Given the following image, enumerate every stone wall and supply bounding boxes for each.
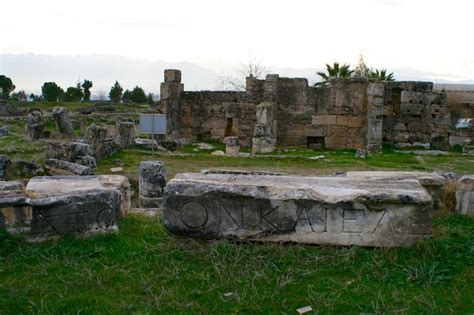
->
[160,70,455,152]
[382,82,452,149]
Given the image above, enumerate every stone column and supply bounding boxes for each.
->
[456,175,474,217]
[160,70,184,140]
[139,161,166,208]
[117,122,136,148]
[25,111,44,140]
[52,107,74,136]
[252,74,278,154]
[224,136,240,156]
[86,124,107,160]
[366,83,385,154]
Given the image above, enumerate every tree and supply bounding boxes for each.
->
[64,85,84,102]
[368,69,395,82]
[0,75,15,100]
[219,58,268,91]
[109,81,123,103]
[315,62,354,87]
[82,80,93,101]
[122,89,132,101]
[130,86,147,103]
[147,93,155,106]
[354,54,370,78]
[42,82,63,102]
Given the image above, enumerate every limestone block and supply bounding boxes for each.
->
[224,137,240,156]
[305,125,327,137]
[252,137,276,154]
[25,111,44,140]
[455,175,474,216]
[367,84,384,97]
[0,125,9,137]
[164,69,182,83]
[163,173,433,247]
[139,161,166,208]
[52,107,74,136]
[0,181,31,235]
[98,175,132,216]
[86,124,108,159]
[45,159,94,176]
[46,141,93,162]
[312,115,337,126]
[117,122,136,148]
[345,171,446,210]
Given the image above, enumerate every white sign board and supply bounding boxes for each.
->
[140,114,166,134]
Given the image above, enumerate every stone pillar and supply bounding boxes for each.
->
[86,124,108,160]
[224,136,240,156]
[160,70,183,140]
[52,107,74,136]
[366,83,385,154]
[456,175,474,217]
[252,74,278,154]
[139,161,166,208]
[25,111,44,140]
[117,122,136,148]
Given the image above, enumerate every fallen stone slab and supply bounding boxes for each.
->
[164,173,433,247]
[345,171,446,210]
[45,159,94,176]
[456,175,474,216]
[27,175,131,218]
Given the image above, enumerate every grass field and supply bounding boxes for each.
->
[1,214,473,314]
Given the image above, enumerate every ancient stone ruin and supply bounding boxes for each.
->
[0,175,131,242]
[139,161,166,208]
[25,110,44,140]
[456,175,474,216]
[159,69,472,153]
[163,172,433,247]
[52,106,74,136]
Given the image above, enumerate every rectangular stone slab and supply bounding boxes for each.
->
[163,173,433,247]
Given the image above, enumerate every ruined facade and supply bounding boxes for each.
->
[160,69,467,152]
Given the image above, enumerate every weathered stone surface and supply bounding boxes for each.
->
[163,173,433,247]
[0,181,31,235]
[139,161,166,208]
[46,141,93,162]
[52,107,74,136]
[45,159,94,175]
[455,175,474,216]
[86,124,108,159]
[355,149,367,159]
[25,111,44,140]
[224,136,240,156]
[0,125,9,137]
[0,155,11,181]
[75,155,97,169]
[27,176,130,218]
[345,171,446,210]
[117,122,136,147]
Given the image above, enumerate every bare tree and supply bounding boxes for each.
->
[219,58,268,91]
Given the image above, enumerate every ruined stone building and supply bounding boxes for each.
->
[160,69,473,153]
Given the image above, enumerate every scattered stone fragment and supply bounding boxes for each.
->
[193,142,215,151]
[52,107,74,136]
[46,141,93,162]
[25,111,44,140]
[139,161,166,208]
[45,159,94,176]
[163,172,433,247]
[224,136,240,156]
[355,148,367,159]
[9,160,44,178]
[309,155,325,160]
[211,150,225,156]
[75,155,97,169]
[110,167,123,173]
[455,175,474,216]
[296,306,313,314]
[86,124,108,159]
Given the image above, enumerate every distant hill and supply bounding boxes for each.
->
[1,53,472,98]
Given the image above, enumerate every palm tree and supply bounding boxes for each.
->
[368,69,395,83]
[315,62,354,87]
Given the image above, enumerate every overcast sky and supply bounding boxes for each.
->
[1,0,473,81]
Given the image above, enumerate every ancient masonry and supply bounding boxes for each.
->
[160,70,469,152]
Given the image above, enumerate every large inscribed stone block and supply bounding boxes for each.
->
[163,173,433,247]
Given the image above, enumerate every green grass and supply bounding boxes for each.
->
[0,214,473,313]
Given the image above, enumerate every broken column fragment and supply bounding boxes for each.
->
[224,136,240,156]
[52,106,74,136]
[117,121,136,148]
[456,175,474,217]
[163,173,433,247]
[25,111,44,140]
[139,161,166,208]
